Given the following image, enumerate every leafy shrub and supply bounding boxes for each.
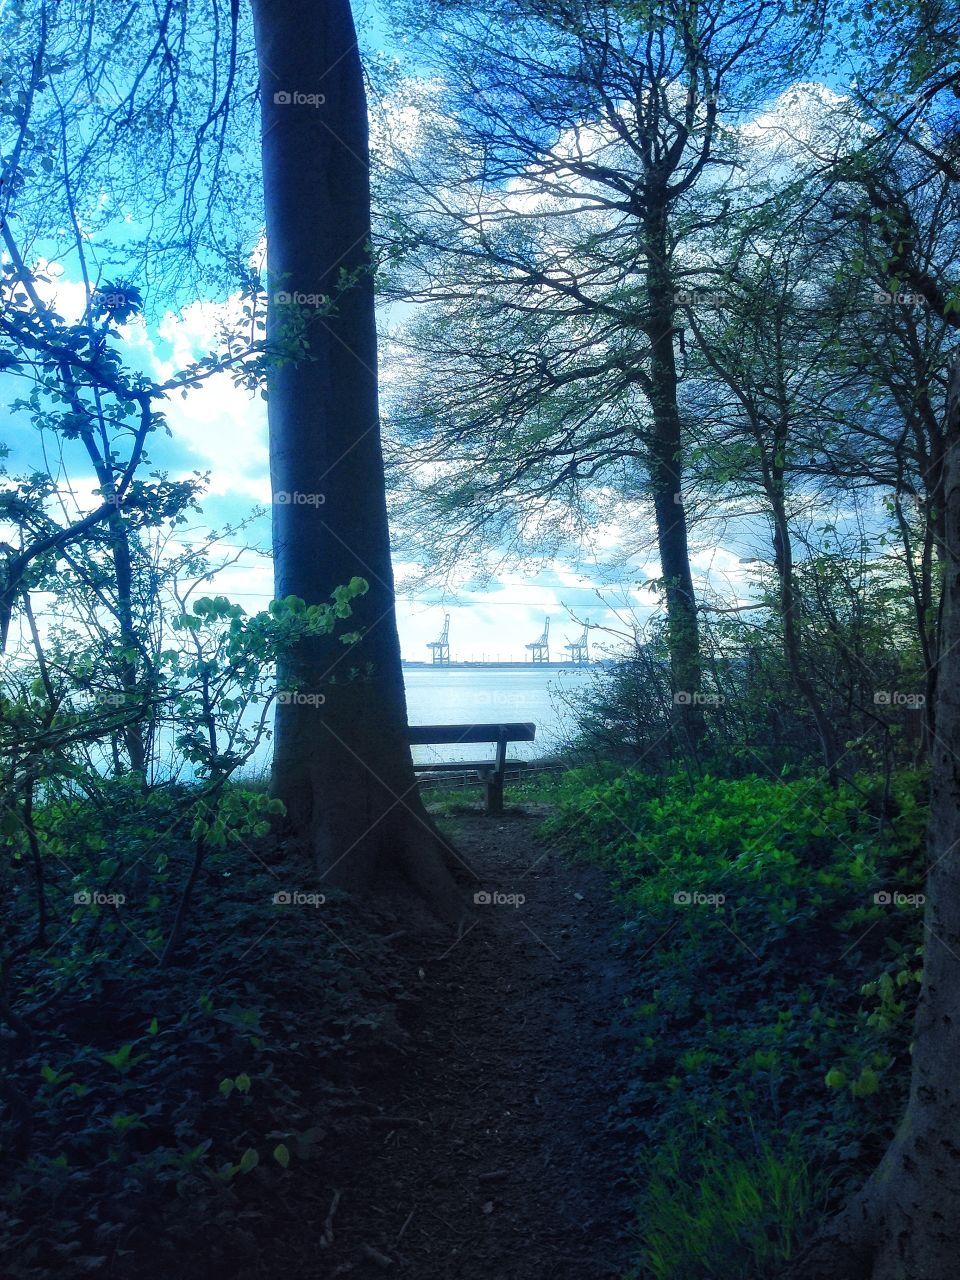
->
[539,766,928,1278]
[1,780,407,1277]
[558,555,927,778]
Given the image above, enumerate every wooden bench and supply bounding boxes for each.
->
[407,722,537,814]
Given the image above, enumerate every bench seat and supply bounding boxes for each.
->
[407,722,536,813]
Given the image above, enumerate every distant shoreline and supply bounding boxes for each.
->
[401,660,596,669]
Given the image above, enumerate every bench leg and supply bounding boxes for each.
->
[486,734,508,814]
[485,772,504,814]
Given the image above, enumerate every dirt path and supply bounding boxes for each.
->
[313,808,639,1278]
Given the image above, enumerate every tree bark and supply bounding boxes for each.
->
[250,0,463,916]
[107,513,147,776]
[643,204,703,744]
[784,360,960,1279]
[761,423,840,782]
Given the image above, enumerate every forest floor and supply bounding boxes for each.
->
[7,776,923,1279]
[293,806,640,1279]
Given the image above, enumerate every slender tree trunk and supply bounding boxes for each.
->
[762,444,839,782]
[250,0,463,916]
[785,361,960,1279]
[107,514,147,776]
[643,206,703,743]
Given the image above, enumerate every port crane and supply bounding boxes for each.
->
[564,619,590,665]
[426,613,451,665]
[525,616,550,663]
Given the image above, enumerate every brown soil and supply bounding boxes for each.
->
[307,807,639,1278]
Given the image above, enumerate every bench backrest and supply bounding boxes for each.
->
[407,722,536,746]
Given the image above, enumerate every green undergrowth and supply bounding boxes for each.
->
[1,781,413,1278]
[537,765,928,1280]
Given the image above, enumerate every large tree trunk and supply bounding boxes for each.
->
[785,361,960,1279]
[250,0,463,917]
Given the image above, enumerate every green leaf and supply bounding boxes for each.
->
[273,1143,290,1168]
[239,1147,259,1174]
[852,1067,880,1097]
[110,1112,146,1132]
[102,1043,132,1070]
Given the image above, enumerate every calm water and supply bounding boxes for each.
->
[165,665,592,781]
[404,665,590,764]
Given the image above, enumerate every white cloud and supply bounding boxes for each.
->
[125,297,271,503]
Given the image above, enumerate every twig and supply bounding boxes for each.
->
[360,1243,393,1268]
[319,1188,342,1249]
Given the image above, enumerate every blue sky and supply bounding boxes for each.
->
[0,7,882,664]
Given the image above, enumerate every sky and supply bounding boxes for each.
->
[0,6,880,665]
